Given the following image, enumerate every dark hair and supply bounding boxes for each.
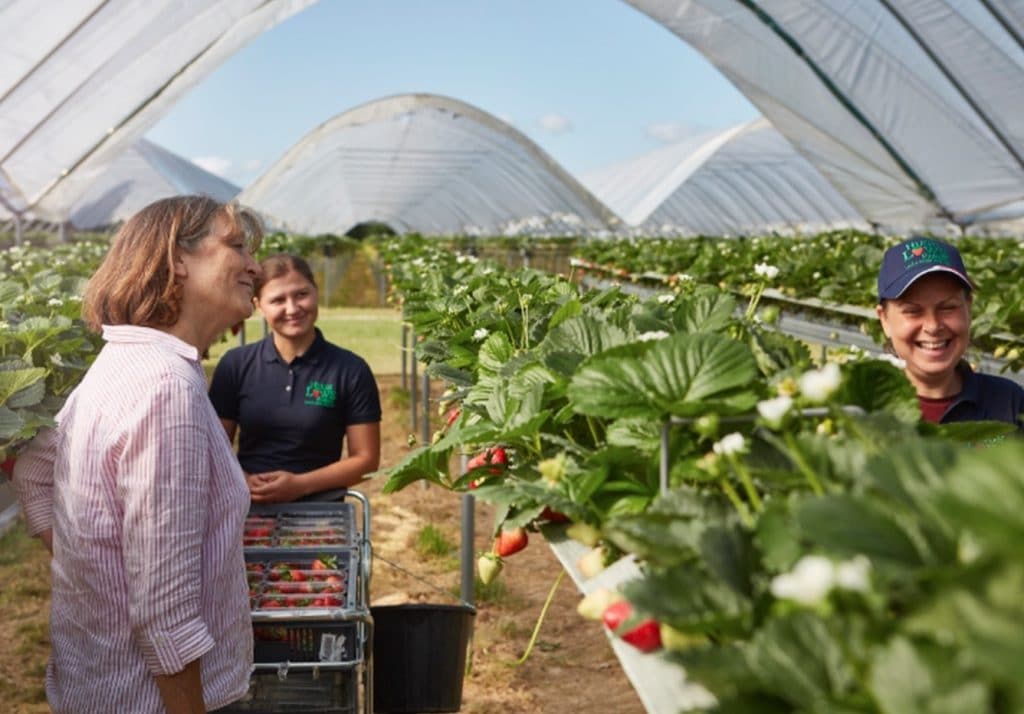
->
[255,254,318,297]
[82,196,262,331]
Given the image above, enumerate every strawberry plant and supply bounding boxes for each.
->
[378,232,1024,711]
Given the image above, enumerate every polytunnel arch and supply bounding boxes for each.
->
[581,118,866,236]
[237,93,622,237]
[625,0,1024,232]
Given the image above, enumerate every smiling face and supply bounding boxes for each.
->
[876,273,972,396]
[176,212,261,332]
[256,269,319,343]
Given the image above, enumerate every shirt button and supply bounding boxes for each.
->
[285,386,291,391]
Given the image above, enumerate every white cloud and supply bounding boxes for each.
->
[646,121,705,143]
[192,155,233,176]
[539,113,573,134]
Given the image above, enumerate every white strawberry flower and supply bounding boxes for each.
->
[770,555,835,606]
[798,362,842,403]
[754,262,780,280]
[712,432,746,456]
[834,555,871,592]
[756,395,793,429]
[636,330,670,342]
[472,328,489,342]
[657,293,676,304]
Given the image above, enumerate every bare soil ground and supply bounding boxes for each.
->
[0,374,644,714]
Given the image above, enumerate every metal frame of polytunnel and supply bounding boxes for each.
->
[0,0,316,223]
[582,118,868,236]
[3,1,1023,238]
[237,93,623,237]
[625,0,1024,234]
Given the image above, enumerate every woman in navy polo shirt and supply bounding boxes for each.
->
[209,254,382,501]
[875,236,1022,430]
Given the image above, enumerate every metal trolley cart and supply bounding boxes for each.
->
[224,491,374,714]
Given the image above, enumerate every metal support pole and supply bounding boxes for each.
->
[460,454,475,606]
[238,321,246,347]
[410,335,418,434]
[14,213,22,246]
[420,371,431,490]
[401,324,408,391]
[659,421,670,497]
[420,371,431,444]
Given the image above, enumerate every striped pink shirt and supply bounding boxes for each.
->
[14,325,252,713]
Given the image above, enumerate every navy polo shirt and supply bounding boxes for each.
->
[940,365,1023,432]
[209,329,382,478]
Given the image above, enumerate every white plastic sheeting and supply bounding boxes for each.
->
[67,139,241,229]
[583,118,867,236]
[239,94,621,236]
[0,0,314,221]
[626,0,1024,232]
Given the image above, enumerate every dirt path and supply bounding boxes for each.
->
[0,374,644,714]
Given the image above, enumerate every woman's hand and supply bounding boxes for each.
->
[247,471,307,503]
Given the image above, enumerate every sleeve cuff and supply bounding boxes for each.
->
[136,618,216,675]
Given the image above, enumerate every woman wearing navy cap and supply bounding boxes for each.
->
[876,236,1022,429]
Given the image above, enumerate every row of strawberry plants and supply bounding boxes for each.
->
[0,239,109,465]
[571,230,1024,370]
[380,234,1024,712]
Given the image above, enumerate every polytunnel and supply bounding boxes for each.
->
[0,0,314,221]
[581,118,867,236]
[65,139,241,230]
[0,138,239,230]
[625,0,1024,234]
[237,93,621,237]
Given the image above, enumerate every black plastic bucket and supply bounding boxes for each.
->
[371,603,475,713]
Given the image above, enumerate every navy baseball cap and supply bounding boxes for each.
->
[877,237,973,301]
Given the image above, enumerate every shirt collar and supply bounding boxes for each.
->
[101,324,200,361]
[260,328,326,364]
[952,362,980,407]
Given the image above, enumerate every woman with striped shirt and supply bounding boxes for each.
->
[14,196,262,713]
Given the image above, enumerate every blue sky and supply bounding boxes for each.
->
[148,0,758,188]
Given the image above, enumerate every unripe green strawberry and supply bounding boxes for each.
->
[576,588,623,621]
[566,522,601,547]
[694,414,720,440]
[577,546,609,579]
[477,553,502,585]
[759,305,780,325]
[538,453,568,484]
[659,623,705,652]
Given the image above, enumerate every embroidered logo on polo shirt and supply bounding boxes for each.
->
[305,381,336,407]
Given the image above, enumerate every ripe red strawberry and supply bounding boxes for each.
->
[446,407,461,427]
[602,600,662,653]
[311,555,337,571]
[494,527,528,557]
[467,446,508,476]
[540,506,569,523]
[487,447,508,473]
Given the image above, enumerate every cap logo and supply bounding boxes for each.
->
[901,239,950,270]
